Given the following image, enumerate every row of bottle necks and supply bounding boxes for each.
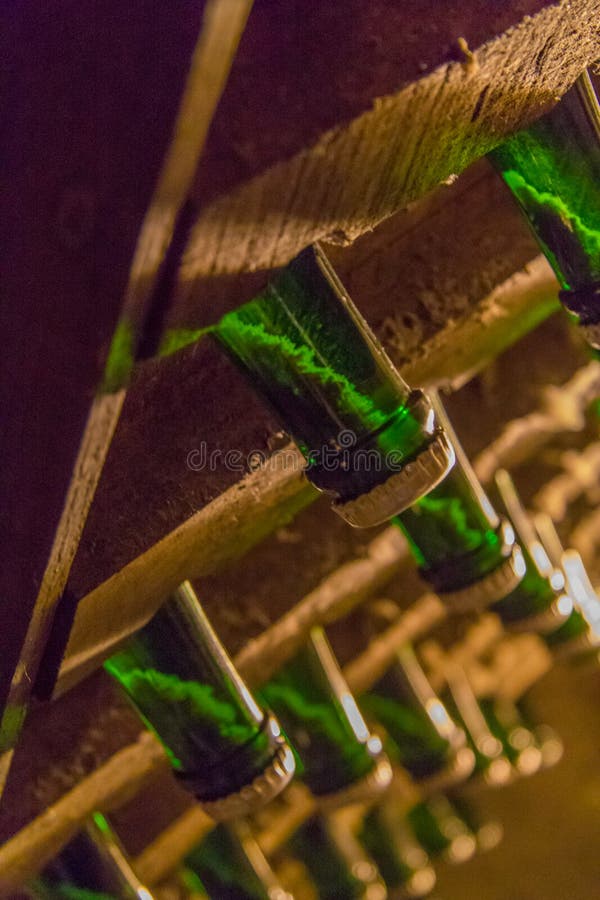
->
[30,620,567,900]
[30,67,600,899]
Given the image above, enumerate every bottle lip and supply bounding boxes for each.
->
[579,320,600,350]
[313,750,393,812]
[332,423,455,527]
[415,745,476,797]
[437,537,526,613]
[500,595,569,635]
[178,716,295,821]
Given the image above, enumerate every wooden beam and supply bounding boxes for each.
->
[59,447,315,694]
[174,0,600,285]
[0,733,167,893]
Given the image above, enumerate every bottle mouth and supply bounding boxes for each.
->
[313,748,393,812]
[331,395,455,527]
[415,745,476,797]
[175,716,295,821]
[433,530,526,613]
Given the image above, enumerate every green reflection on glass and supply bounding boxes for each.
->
[289,815,381,900]
[261,630,377,796]
[361,645,457,781]
[105,585,273,800]
[490,75,600,291]
[185,824,284,900]
[215,245,434,499]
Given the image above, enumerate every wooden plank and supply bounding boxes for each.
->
[0,733,167,893]
[174,0,600,285]
[58,446,315,694]
[187,0,556,208]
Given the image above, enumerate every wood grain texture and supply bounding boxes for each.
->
[175,0,600,286]
[0,732,167,893]
[59,445,315,695]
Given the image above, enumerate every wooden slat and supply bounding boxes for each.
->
[174,0,600,285]
[0,733,168,893]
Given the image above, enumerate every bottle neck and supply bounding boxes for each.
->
[394,401,516,598]
[216,245,452,519]
[35,815,153,900]
[261,629,389,802]
[361,645,463,782]
[489,72,600,343]
[184,823,292,900]
[359,804,436,896]
[288,815,386,900]
[407,796,477,864]
[105,582,293,812]
[440,669,511,786]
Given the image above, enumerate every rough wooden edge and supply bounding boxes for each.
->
[58,257,562,694]
[0,732,168,893]
[58,449,315,695]
[343,594,447,695]
[0,391,125,763]
[133,806,213,885]
[1,0,255,768]
[533,442,600,519]
[400,256,559,390]
[175,0,600,285]
[233,527,409,686]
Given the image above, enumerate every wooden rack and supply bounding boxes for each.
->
[3,0,600,894]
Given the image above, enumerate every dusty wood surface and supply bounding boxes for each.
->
[175,0,600,285]
[187,0,556,209]
[59,444,315,694]
[0,733,167,893]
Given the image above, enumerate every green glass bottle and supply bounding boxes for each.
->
[491,470,590,656]
[29,813,155,900]
[406,795,477,865]
[215,244,454,527]
[440,665,513,787]
[287,814,387,900]
[443,793,504,855]
[105,582,295,820]
[534,512,600,658]
[477,697,543,778]
[260,628,391,808]
[392,395,525,612]
[358,802,437,898]
[182,822,293,900]
[513,695,564,770]
[360,644,474,786]
[489,70,600,347]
